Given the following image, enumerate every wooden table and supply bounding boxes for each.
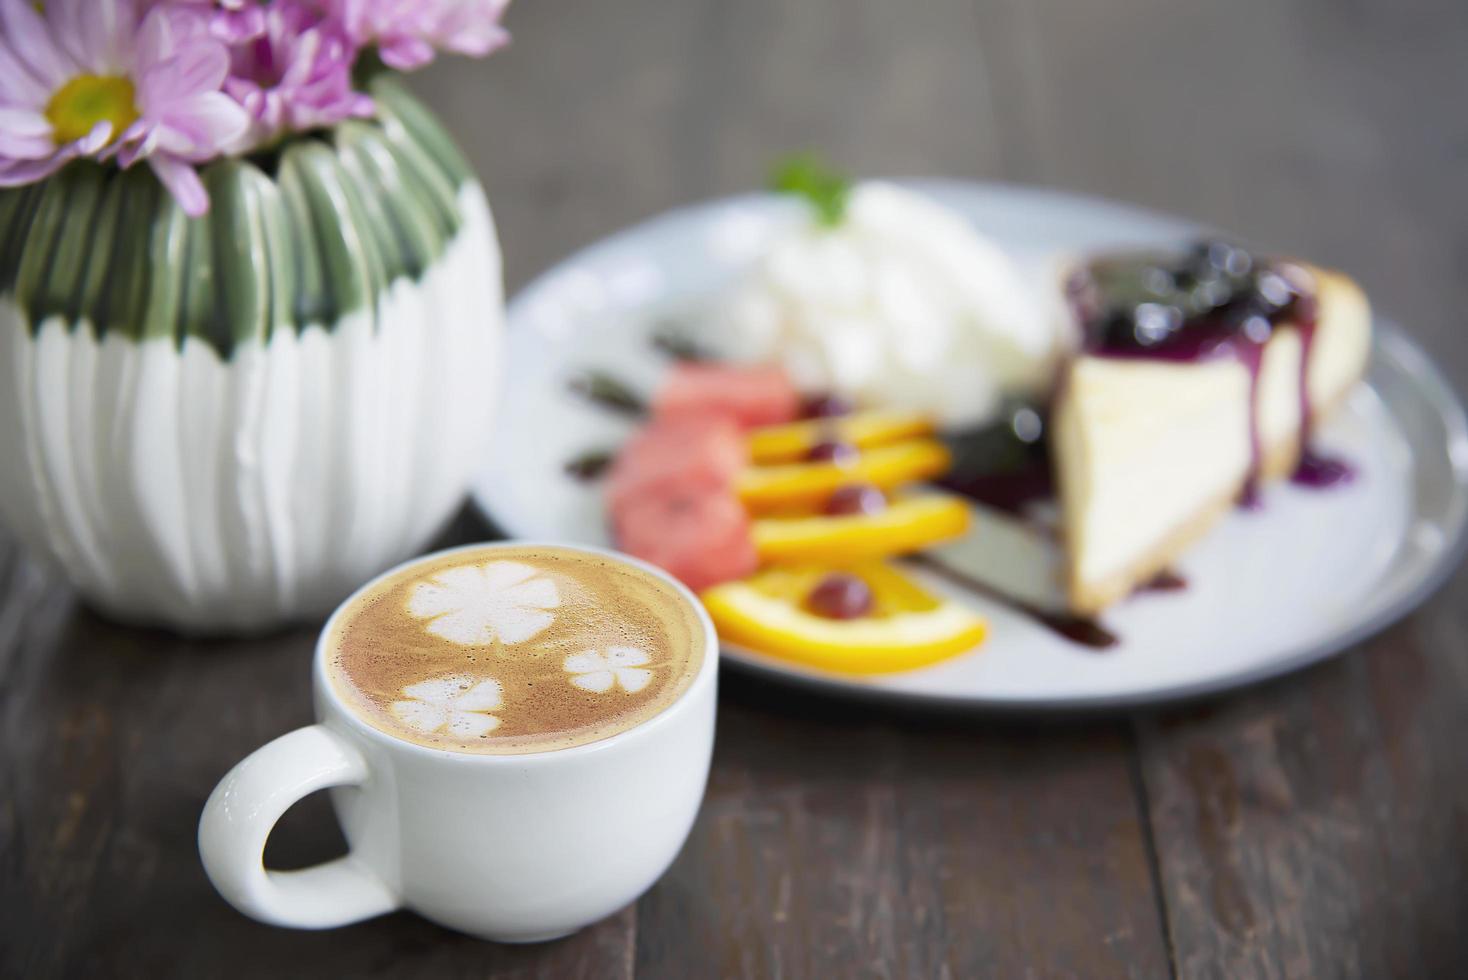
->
[4,1,1466,976]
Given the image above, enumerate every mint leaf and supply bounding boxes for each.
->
[769,153,851,227]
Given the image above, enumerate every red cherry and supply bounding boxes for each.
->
[807,440,859,465]
[805,573,875,619]
[824,484,887,516]
[802,393,855,418]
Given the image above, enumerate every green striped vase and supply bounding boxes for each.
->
[0,80,503,633]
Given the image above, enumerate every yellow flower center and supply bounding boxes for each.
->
[44,75,139,145]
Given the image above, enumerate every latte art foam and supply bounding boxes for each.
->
[326,545,707,754]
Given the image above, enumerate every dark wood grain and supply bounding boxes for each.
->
[1136,616,1468,980]
[4,0,1468,976]
[637,682,1169,979]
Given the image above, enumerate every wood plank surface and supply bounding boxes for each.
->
[637,681,1169,979]
[1137,617,1468,980]
[3,0,1466,977]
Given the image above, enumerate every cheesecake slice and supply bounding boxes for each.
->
[1052,247,1371,615]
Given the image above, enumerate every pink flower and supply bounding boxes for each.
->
[325,0,510,71]
[161,0,267,43]
[223,0,373,146]
[0,0,248,216]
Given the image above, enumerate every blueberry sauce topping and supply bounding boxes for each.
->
[1069,240,1353,500]
[1071,241,1306,358]
[1291,449,1356,489]
[806,573,876,619]
[824,483,888,516]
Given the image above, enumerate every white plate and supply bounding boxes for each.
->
[472,181,1468,711]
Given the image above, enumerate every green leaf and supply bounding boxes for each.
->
[768,153,851,227]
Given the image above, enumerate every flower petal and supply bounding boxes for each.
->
[211,7,266,44]
[614,668,653,693]
[492,608,554,645]
[52,0,125,73]
[115,125,158,168]
[390,700,449,733]
[605,646,651,668]
[451,678,503,712]
[0,155,68,186]
[479,561,540,591]
[143,93,249,161]
[89,0,133,73]
[564,651,608,675]
[0,0,76,87]
[146,154,209,217]
[570,670,615,694]
[377,37,436,72]
[0,132,53,158]
[0,108,54,158]
[0,36,51,105]
[423,608,498,646]
[73,120,115,155]
[0,107,50,137]
[438,8,509,60]
[46,0,83,64]
[134,5,172,71]
[175,91,250,151]
[276,29,321,90]
[447,711,500,738]
[160,38,230,96]
[498,575,560,612]
[402,673,475,705]
[408,563,560,645]
[406,579,467,619]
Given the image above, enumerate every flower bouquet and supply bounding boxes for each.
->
[0,0,511,633]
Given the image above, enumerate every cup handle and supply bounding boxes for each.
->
[198,724,399,929]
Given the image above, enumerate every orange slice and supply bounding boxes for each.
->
[701,562,987,674]
[753,494,971,565]
[747,410,937,465]
[737,439,952,514]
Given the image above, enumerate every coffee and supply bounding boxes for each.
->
[325,545,707,754]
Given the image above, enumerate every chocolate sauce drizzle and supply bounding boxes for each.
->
[568,370,646,417]
[912,556,1192,650]
[909,555,1120,650]
[651,326,716,363]
[1137,568,1189,593]
[565,449,614,481]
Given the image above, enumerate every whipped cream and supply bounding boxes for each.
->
[719,181,1060,428]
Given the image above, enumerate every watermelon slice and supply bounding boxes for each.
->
[607,365,795,590]
[606,415,747,512]
[613,488,759,592]
[652,363,802,429]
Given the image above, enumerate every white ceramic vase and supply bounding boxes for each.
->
[0,81,503,634]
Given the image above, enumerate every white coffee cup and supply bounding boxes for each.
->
[198,543,718,942]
